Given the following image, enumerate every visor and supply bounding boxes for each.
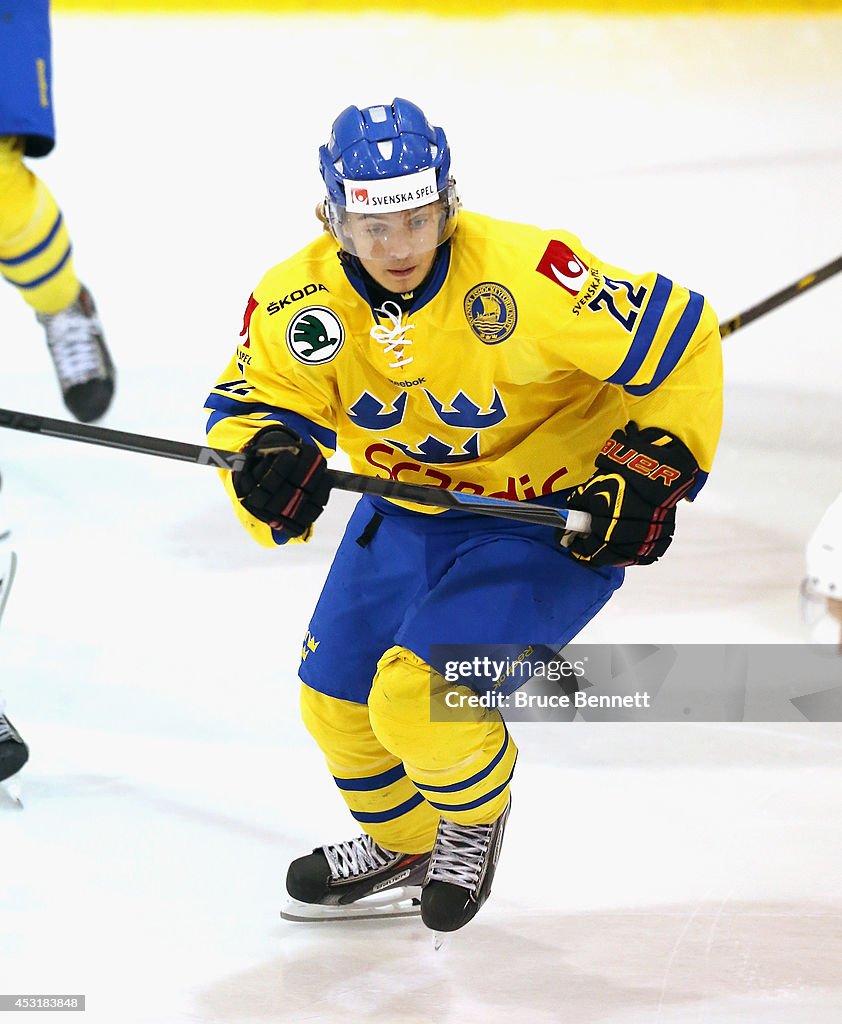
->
[324,179,459,259]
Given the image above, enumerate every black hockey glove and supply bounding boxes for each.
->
[566,421,700,567]
[232,424,331,538]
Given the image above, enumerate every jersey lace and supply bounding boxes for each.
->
[370,300,415,369]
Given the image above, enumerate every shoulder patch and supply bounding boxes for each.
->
[536,240,589,295]
[286,306,344,365]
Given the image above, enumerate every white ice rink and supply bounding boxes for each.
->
[1,11,841,1022]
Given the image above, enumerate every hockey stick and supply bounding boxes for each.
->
[0,407,589,532]
[3,256,836,532]
[719,253,842,338]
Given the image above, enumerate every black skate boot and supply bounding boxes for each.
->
[37,285,115,423]
[282,833,430,921]
[421,798,511,933]
[0,713,29,784]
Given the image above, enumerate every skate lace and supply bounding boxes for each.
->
[323,834,394,880]
[0,715,13,743]
[427,819,493,893]
[40,299,105,387]
[370,301,414,369]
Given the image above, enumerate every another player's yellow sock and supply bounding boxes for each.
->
[0,136,80,315]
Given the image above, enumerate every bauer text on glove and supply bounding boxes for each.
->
[565,422,700,566]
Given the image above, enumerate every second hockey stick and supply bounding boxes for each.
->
[718,253,842,337]
[0,407,589,532]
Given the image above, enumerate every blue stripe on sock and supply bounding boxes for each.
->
[0,212,63,267]
[425,763,516,814]
[3,243,72,289]
[350,791,425,824]
[334,763,408,792]
[414,730,510,795]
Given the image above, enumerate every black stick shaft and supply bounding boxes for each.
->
[719,254,842,338]
[1,253,838,529]
[0,407,571,527]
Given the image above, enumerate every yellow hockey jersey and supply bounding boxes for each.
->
[205,210,723,547]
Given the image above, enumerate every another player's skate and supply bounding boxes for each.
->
[281,833,430,921]
[0,713,28,786]
[37,285,115,423]
[421,798,511,935]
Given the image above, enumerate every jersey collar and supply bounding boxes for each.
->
[339,241,452,317]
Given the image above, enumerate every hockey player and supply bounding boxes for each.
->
[0,500,27,789]
[205,98,723,933]
[0,0,115,423]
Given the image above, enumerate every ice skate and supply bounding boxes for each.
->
[37,285,115,423]
[421,798,511,935]
[281,832,430,922]
[0,713,28,787]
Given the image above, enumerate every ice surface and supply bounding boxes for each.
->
[0,13,841,1022]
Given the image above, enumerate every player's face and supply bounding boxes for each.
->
[346,203,441,292]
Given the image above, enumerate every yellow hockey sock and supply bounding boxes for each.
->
[369,646,517,827]
[300,683,439,854]
[0,136,80,315]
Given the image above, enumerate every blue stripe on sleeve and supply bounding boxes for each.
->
[413,731,509,795]
[624,290,705,397]
[350,791,425,824]
[0,212,64,267]
[606,274,672,386]
[203,393,337,450]
[2,244,72,289]
[334,763,408,792]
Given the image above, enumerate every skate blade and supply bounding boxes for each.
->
[433,931,447,951]
[280,886,421,922]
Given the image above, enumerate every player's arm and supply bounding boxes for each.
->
[551,244,723,565]
[203,290,338,548]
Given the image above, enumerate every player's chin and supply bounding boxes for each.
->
[383,266,421,289]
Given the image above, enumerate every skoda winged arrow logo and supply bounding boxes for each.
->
[286,307,345,365]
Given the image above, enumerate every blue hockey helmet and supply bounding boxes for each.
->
[319,98,459,258]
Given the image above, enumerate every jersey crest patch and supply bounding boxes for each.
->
[536,241,589,295]
[286,307,344,365]
[464,283,517,344]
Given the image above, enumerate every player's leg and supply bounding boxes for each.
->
[377,529,623,931]
[0,136,114,421]
[368,644,515,932]
[283,684,438,916]
[284,498,440,915]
